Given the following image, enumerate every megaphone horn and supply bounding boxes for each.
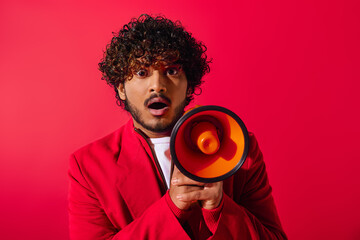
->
[170,105,249,183]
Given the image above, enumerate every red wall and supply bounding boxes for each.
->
[1,0,359,239]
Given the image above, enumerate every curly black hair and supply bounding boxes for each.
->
[98,14,211,108]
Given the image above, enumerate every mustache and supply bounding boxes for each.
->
[144,93,171,106]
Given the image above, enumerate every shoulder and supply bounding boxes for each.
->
[70,120,135,167]
[236,132,267,186]
[240,131,265,172]
[248,132,262,161]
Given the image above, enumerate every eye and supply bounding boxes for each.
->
[135,69,148,78]
[166,65,181,76]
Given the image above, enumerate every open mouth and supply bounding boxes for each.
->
[146,97,170,116]
[148,102,168,110]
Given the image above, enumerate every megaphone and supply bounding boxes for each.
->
[170,105,249,183]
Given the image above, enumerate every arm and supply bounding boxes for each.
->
[212,133,287,239]
[68,154,190,240]
[168,134,287,239]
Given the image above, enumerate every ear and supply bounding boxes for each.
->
[186,87,193,97]
[117,83,126,100]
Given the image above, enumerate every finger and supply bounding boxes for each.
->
[171,177,206,188]
[171,165,181,176]
[176,189,209,202]
[176,182,223,201]
[171,166,206,187]
[170,166,183,184]
[203,182,221,190]
[177,184,204,194]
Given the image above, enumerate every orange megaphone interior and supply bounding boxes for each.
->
[190,121,220,155]
[174,110,246,179]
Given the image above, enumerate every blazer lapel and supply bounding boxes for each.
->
[116,122,165,219]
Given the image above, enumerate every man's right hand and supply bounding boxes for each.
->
[169,166,223,210]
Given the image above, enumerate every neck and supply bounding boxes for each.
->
[133,120,171,138]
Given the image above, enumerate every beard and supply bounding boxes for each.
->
[124,96,186,134]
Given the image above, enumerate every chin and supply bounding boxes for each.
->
[144,119,175,134]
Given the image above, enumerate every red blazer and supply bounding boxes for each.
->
[68,120,287,239]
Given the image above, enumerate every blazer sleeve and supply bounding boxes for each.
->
[211,133,288,239]
[68,154,190,240]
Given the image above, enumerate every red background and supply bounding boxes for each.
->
[1,0,359,239]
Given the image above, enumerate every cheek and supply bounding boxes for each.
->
[176,78,188,94]
[174,83,188,103]
[125,90,139,104]
[182,82,189,98]
[124,82,142,98]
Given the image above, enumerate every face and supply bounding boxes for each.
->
[117,63,190,138]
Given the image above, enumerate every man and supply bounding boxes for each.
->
[68,14,287,239]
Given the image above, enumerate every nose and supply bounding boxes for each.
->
[149,70,167,93]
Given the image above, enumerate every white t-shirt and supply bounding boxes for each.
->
[149,137,171,188]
